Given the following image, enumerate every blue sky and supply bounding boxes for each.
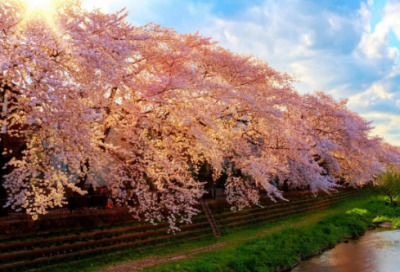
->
[82,0,400,146]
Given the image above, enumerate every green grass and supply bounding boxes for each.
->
[371,200,400,228]
[145,210,371,272]
[142,193,400,272]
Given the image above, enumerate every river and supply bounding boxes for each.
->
[291,229,400,272]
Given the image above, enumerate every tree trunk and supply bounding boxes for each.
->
[0,135,6,199]
[76,159,90,190]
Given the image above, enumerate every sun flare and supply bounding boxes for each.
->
[21,0,60,32]
[24,0,53,10]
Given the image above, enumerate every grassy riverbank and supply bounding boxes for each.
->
[26,191,398,272]
[143,195,399,272]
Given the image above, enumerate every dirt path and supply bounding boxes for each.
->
[104,243,227,272]
[105,209,344,272]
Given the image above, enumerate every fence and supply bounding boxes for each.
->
[0,195,109,220]
[0,190,221,220]
[68,195,108,211]
[0,187,351,220]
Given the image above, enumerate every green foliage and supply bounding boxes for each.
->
[346,208,370,221]
[391,218,400,228]
[375,169,400,204]
[372,215,400,228]
[372,215,390,224]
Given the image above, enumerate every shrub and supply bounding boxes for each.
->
[374,169,400,204]
[372,215,390,224]
[346,208,370,221]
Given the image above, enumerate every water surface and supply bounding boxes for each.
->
[291,229,400,272]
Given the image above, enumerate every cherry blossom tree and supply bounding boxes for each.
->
[289,92,383,185]
[1,0,400,229]
[283,92,400,189]
[378,142,400,169]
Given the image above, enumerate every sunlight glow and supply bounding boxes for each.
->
[21,0,59,31]
[24,0,53,10]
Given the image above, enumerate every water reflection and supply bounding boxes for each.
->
[291,229,400,272]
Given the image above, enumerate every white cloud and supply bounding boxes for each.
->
[356,1,400,61]
[362,112,400,146]
[82,0,119,12]
[195,1,363,96]
[82,0,172,26]
[348,83,395,107]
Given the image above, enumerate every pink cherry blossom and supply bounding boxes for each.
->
[1,0,399,229]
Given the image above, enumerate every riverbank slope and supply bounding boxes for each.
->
[25,190,400,272]
[140,193,399,272]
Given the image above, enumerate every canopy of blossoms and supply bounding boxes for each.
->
[1,0,400,229]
